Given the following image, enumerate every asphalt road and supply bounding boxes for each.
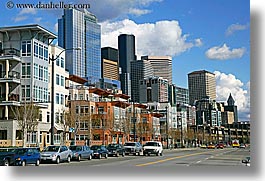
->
[39,147,250,167]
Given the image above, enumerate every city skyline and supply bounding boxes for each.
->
[0,0,250,122]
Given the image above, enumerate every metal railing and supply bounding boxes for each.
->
[0,71,20,79]
[0,48,21,57]
[0,93,19,102]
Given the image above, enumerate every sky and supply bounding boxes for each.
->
[0,0,250,122]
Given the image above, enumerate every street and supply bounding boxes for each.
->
[39,147,250,167]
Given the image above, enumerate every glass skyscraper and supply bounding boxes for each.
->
[58,8,101,84]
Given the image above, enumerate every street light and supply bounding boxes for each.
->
[49,47,81,145]
[165,106,169,149]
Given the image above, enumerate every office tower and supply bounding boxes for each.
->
[101,47,119,80]
[141,56,172,84]
[188,70,216,105]
[139,77,169,103]
[58,8,101,84]
[118,34,136,97]
[131,59,154,102]
[224,93,238,124]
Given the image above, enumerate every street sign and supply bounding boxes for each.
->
[69,127,75,132]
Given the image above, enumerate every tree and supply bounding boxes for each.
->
[11,102,40,147]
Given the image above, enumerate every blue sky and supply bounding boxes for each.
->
[0,0,250,122]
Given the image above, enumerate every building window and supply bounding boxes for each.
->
[54,134,60,144]
[0,130,7,140]
[56,74,60,85]
[22,40,31,56]
[56,57,60,66]
[39,65,43,81]
[34,63,38,79]
[22,63,31,78]
[39,44,43,59]
[47,112,50,123]
[56,93,60,104]
[34,42,38,57]
[60,57,64,68]
[27,132,37,144]
[60,76,64,86]
[44,46,48,61]
[60,94,64,105]
[22,85,31,101]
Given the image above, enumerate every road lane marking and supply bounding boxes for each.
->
[136,150,217,167]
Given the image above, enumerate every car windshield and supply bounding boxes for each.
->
[45,146,60,152]
[144,142,158,146]
[124,143,135,146]
[90,146,101,150]
[13,149,27,155]
[69,146,82,151]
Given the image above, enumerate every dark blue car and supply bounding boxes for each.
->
[13,148,41,166]
[90,145,108,159]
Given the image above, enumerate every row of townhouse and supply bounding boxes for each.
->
[0,24,167,150]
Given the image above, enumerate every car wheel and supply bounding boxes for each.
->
[160,152,163,156]
[99,154,102,159]
[21,160,26,166]
[35,159,40,166]
[105,154,108,159]
[67,156,71,163]
[56,157,60,164]
[88,154,92,160]
[116,152,119,157]
[4,159,9,166]
[156,152,159,156]
[77,155,81,162]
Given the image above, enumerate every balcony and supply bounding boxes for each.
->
[0,48,21,62]
[0,71,21,83]
[0,48,20,57]
[0,93,20,106]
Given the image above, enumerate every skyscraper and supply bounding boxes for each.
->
[101,47,119,80]
[188,70,216,105]
[131,59,154,102]
[141,56,172,84]
[118,34,136,97]
[58,8,101,84]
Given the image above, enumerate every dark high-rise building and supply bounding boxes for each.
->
[131,59,154,102]
[118,34,136,97]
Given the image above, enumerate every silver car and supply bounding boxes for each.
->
[40,145,72,164]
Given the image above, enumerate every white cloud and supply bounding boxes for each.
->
[18,8,37,15]
[101,19,202,58]
[205,44,245,60]
[54,0,163,22]
[128,8,151,16]
[54,23,58,33]
[13,16,28,22]
[214,71,250,122]
[225,23,248,36]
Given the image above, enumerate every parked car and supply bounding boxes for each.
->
[200,144,207,149]
[216,143,224,149]
[69,145,93,161]
[207,144,216,149]
[106,143,125,157]
[143,141,163,156]
[90,145,108,159]
[40,145,72,164]
[13,147,41,166]
[123,142,143,156]
[0,148,16,166]
[239,143,246,149]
